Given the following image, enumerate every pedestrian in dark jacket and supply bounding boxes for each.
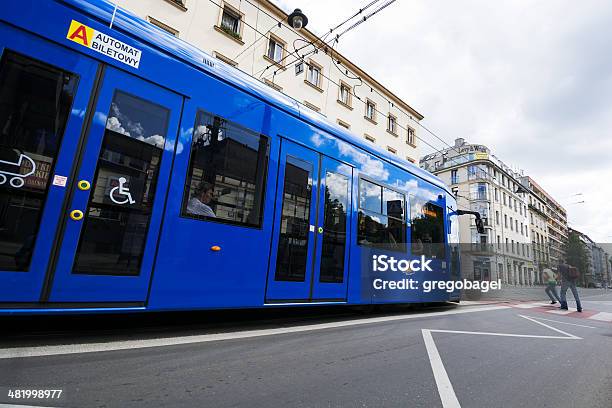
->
[558,260,582,312]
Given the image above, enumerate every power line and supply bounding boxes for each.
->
[233,21,279,62]
[203,0,467,166]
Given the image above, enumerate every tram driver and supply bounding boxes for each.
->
[187,181,216,217]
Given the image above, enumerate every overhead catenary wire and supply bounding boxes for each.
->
[203,0,468,165]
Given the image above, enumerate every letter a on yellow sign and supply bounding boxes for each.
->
[66,20,94,47]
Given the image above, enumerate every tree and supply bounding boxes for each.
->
[564,231,589,287]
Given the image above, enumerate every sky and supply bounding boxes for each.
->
[274,0,612,243]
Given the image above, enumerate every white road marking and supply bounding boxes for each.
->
[0,305,509,360]
[513,303,544,309]
[588,312,612,322]
[518,315,582,339]
[422,329,461,408]
[422,314,581,408]
[546,309,574,315]
[522,316,597,329]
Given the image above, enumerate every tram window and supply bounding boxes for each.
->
[410,199,445,259]
[182,110,269,228]
[0,52,78,271]
[73,91,169,275]
[319,171,349,283]
[357,178,406,252]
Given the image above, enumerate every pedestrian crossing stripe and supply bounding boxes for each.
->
[66,20,142,69]
[505,302,612,322]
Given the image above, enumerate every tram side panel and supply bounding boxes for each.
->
[147,72,304,310]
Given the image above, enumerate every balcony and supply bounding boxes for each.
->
[469,243,496,255]
[469,191,489,201]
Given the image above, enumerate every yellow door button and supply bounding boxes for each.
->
[70,210,84,221]
[77,180,91,190]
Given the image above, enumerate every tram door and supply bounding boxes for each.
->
[0,27,182,303]
[265,139,352,302]
[47,67,182,302]
[0,33,99,302]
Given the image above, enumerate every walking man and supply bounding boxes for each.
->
[542,267,560,304]
[558,259,582,312]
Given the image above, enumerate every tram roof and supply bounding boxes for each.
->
[61,0,450,194]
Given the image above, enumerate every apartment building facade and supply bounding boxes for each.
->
[420,138,533,285]
[518,177,551,283]
[117,0,423,162]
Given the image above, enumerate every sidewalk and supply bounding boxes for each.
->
[462,286,609,302]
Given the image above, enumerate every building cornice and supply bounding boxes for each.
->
[260,0,424,120]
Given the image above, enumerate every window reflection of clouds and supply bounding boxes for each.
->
[359,179,381,213]
[337,143,389,181]
[325,172,348,202]
[105,94,168,149]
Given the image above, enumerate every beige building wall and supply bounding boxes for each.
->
[117,0,423,162]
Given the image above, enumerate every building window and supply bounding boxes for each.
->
[510,217,514,230]
[213,51,238,67]
[182,110,269,228]
[365,99,376,122]
[357,179,406,252]
[406,126,416,146]
[494,188,499,201]
[451,169,458,184]
[515,219,518,231]
[219,6,242,39]
[364,134,375,143]
[496,211,500,225]
[266,36,285,63]
[263,78,282,92]
[503,192,507,205]
[505,214,508,228]
[338,82,351,107]
[497,235,501,249]
[387,114,397,135]
[147,16,179,36]
[306,63,321,88]
[337,119,350,129]
[387,146,397,154]
[303,100,320,112]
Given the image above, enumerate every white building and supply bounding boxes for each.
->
[519,176,550,283]
[117,0,423,162]
[421,138,533,285]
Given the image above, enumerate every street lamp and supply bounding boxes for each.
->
[287,8,308,30]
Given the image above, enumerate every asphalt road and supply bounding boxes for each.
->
[1,294,611,408]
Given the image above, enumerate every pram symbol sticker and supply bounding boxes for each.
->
[0,153,36,188]
[109,177,136,205]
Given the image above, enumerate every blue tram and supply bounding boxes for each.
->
[0,0,463,314]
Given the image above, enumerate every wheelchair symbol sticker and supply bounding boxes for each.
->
[109,177,136,205]
[0,153,36,188]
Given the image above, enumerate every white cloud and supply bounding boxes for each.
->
[278,0,612,242]
[105,116,130,136]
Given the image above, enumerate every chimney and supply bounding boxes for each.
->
[454,138,465,148]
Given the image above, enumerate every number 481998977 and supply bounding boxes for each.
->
[8,389,62,399]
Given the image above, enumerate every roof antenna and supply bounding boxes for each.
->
[109,2,119,29]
